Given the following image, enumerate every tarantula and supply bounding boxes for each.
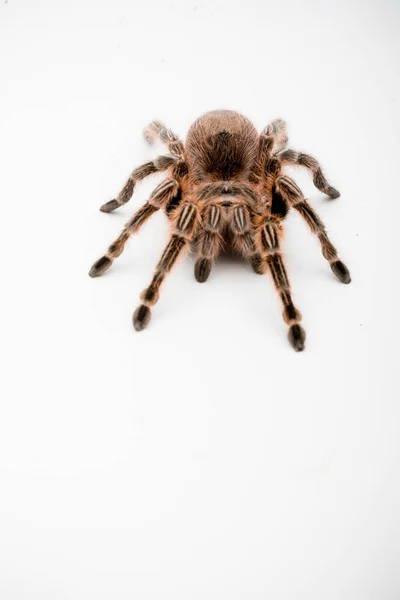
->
[89,110,351,351]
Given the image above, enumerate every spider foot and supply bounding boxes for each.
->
[330,260,351,284]
[100,199,119,213]
[326,186,340,199]
[288,324,306,352]
[89,256,112,277]
[194,258,211,282]
[249,254,266,275]
[133,305,151,331]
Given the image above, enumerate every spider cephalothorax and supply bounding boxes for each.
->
[89,110,350,351]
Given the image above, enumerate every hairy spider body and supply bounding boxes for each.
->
[89,110,351,351]
[186,111,258,181]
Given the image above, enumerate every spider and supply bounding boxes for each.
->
[89,110,351,351]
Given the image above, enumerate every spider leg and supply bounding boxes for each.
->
[143,120,185,161]
[249,155,282,277]
[263,118,288,153]
[277,149,340,199]
[194,204,224,282]
[230,204,271,275]
[99,155,178,213]
[254,218,306,351]
[276,176,351,283]
[249,253,268,275]
[249,119,288,186]
[133,201,200,330]
[229,203,259,260]
[89,179,179,277]
[248,134,274,184]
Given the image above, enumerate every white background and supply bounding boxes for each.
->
[0,0,399,598]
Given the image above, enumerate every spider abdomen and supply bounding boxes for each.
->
[186,110,258,182]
